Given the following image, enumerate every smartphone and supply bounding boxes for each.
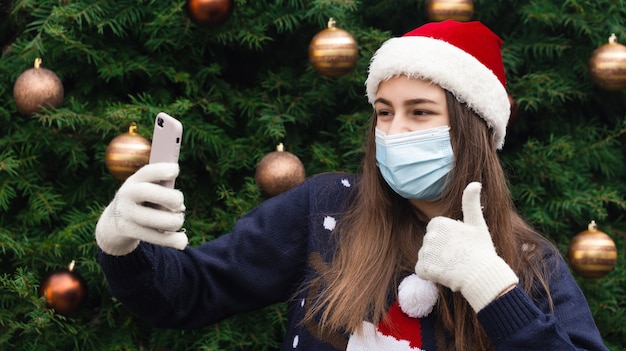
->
[149,112,183,188]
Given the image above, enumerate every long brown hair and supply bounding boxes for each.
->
[304,91,555,350]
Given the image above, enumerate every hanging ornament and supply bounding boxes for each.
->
[588,33,626,91]
[13,58,64,116]
[105,123,151,181]
[425,0,474,22]
[567,220,617,279]
[39,260,87,316]
[308,18,359,78]
[255,143,306,197]
[185,0,234,27]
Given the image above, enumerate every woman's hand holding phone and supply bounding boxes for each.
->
[95,113,188,255]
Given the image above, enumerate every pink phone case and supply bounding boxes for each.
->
[149,112,183,188]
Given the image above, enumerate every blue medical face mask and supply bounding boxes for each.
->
[375,126,454,200]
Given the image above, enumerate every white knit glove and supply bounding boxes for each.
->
[415,182,519,312]
[95,163,188,256]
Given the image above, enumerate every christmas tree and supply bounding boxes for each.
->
[1,0,625,349]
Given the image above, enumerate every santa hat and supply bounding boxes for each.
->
[365,20,510,149]
[346,275,438,350]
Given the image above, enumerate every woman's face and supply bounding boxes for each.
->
[374,76,450,135]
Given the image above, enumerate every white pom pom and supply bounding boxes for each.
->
[398,274,438,318]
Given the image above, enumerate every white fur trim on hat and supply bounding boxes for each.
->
[398,274,438,318]
[365,36,510,149]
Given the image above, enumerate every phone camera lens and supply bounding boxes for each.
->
[157,117,164,127]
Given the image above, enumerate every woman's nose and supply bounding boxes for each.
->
[386,114,411,135]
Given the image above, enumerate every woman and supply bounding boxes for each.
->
[96,20,608,350]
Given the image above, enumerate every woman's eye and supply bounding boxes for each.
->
[412,109,429,116]
[377,110,392,117]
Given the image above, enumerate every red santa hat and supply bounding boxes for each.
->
[346,274,438,350]
[365,20,510,149]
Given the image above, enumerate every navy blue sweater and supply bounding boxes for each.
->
[99,173,608,350]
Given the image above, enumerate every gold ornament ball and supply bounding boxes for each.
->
[588,33,626,91]
[39,261,87,316]
[13,58,64,116]
[426,0,474,22]
[105,123,151,181]
[567,220,617,279]
[308,18,359,78]
[255,143,306,198]
[185,0,234,27]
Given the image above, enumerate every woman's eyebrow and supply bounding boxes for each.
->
[404,98,437,106]
[374,97,391,106]
[373,98,437,106]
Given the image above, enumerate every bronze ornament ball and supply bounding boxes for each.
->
[185,0,234,27]
[39,261,87,316]
[567,220,617,279]
[13,58,64,116]
[425,0,474,22]
[255,143,306,198]
[105,123,151,181]
[588,33,626,91]
[308,18,359,78]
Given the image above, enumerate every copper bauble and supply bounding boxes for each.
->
[39,261,87,316]
[13,58,64,116]
[567,221,617,279]
[105,123,151,181]
[255,143,306,197]
[185,0,234,27]
[308,18,359,78]
[588,34,626,91]
[425,0,474,22]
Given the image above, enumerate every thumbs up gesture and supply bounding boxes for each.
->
[415,182,519,312]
